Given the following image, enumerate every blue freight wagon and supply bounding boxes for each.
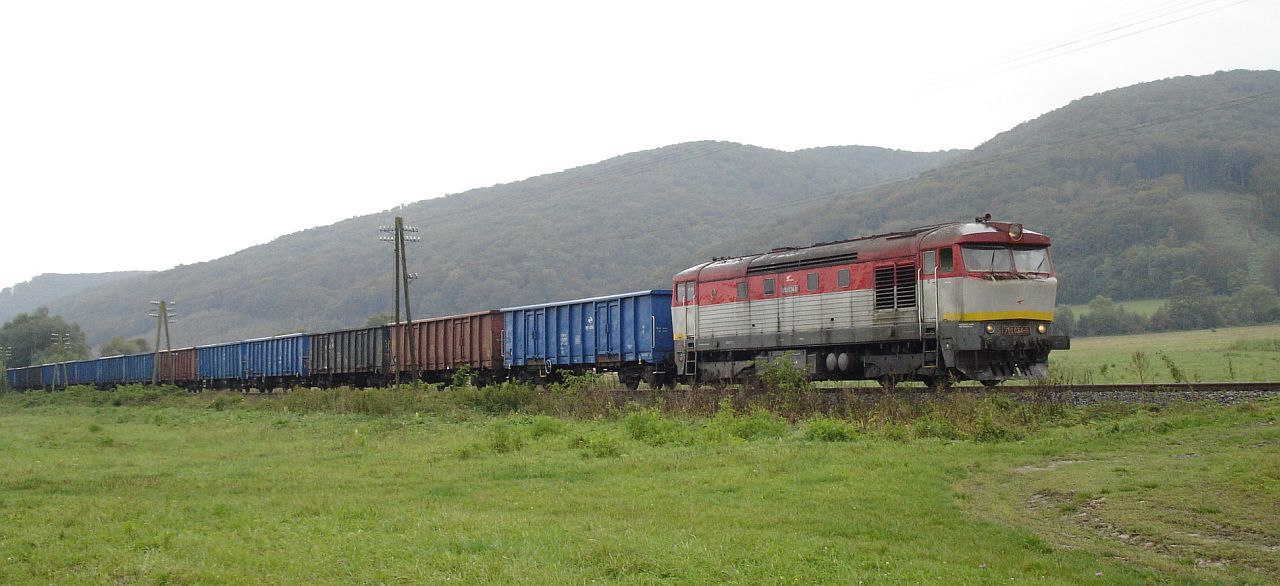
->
[198,334,308,389]
[244,334,309,380]
[7,365,45,390]
[97,353,155,385]
[502,290,675,389]
[198,341,244,384]
[69,359,98,386]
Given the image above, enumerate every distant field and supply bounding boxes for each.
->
[1049,323,1280,384]
[0,390,1277,584]
[1060,298,1165,317]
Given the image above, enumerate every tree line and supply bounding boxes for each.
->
[1056,279,1280,337]
[0,307,151,369]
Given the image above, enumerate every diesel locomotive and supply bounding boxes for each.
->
[672,216,1069,386]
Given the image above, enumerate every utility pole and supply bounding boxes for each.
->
[149,301,177,385]
[379,217,421,384]
[50,333,72,390]
[0,345,11,391]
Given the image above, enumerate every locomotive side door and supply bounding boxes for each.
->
[779,273,799,341]
[675,281,698,376]
[921,250,939,323]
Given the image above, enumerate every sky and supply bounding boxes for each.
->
[1,0,1277,290]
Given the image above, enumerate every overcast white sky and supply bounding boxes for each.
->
[1,0,1277,290]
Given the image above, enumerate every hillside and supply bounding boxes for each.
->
[41,143,959,347]
[0,272,152,323]
[29,70,1280,348]
[710,69,1280,304]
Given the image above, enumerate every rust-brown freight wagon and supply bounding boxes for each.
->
[390,310,504,384]
[157,347,197,387]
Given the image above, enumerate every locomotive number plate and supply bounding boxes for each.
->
[1002,325,1031,336]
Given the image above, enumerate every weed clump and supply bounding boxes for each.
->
[624,409,682,446]
[487,421,524,454]
[528,415,566,438]
[804,418,859,442]
[572,431,622,458]
[706,399,788,441]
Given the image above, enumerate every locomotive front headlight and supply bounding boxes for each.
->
[1037,323,1048,334]
[1009,223,1024,241]
[985,323,996,334]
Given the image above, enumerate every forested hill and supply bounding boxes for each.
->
[42,143,960,347]
[707,69,1280,304]
[0,272,152,324]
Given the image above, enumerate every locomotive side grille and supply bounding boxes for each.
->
[895,264,917,308]
[875,264,917,310]
[874,267,896,310]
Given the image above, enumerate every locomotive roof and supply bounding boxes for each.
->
[678,220,1050,281]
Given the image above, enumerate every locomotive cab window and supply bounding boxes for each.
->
[676,284,685,303]
[806,272,819,291]
[737,282,747,299]
[961,245,1049,275]
[764,278,776,296]
[940,247,954,272]
[838,269,850,288]
[922,251,936,274]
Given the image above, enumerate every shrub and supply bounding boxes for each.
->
[572,431,622,458]
[707,400,789,441]
[755,353,813,396]
[528,415,566,438]
[805,418,859,442]
[973,411,1022,442]
[912,414,961,440]
[487,421,524,453]
[625,409,682,445]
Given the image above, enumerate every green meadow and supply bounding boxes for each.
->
[1048,323,1280,384]
[1,384,1277,584]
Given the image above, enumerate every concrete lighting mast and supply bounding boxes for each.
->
[379,217,421,384]
[50,332,73,389]
[149,301,177,385]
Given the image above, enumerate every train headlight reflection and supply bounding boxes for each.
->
[985,323,996,334]
[1037,323,1048,334]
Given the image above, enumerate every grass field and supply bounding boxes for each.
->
[1061,298,1166,317]
[1,387,1277,584]
[1048,323,1280,384]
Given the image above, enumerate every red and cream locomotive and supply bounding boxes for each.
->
[671,216,1070,386]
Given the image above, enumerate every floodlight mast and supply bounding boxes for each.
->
[381,216,421,384]
[148,301,177,385]
[49,332,72,390]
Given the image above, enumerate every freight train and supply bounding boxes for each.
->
[6,218,1069,391]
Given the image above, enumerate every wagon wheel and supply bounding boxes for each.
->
[621,372,642,391]
[878,375,897,390]
[979,379,1000,387]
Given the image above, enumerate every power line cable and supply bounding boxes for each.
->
[919,0,1220,91]
[922,0,1252,93]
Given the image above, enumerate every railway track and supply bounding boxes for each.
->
[199,381,1280,408]
[597,381,1280,406]
[946,382,1280,406]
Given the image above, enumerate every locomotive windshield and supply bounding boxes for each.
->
[962,245,1051,275]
